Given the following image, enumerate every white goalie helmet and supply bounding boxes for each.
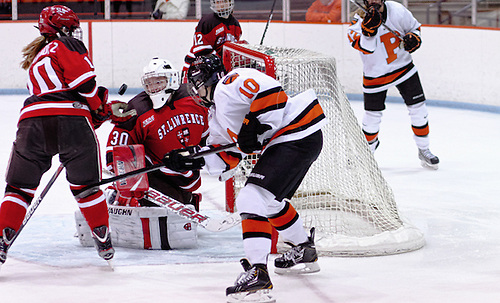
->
[210,0,234,19]
[141,58,180,109]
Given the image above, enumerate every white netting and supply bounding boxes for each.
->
[222,43,425,256]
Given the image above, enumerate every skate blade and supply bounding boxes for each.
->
[274,262,320,275]
[106,259,115,271]
[227,289,275,303]
[420,160,439,170]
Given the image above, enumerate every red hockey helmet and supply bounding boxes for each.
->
[38,5,80,38]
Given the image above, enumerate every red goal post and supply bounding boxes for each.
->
[221,42,425,256]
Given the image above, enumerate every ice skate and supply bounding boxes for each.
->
[274,227,320,275]
[418,148,439,170]
[0,227,15,265]
[91,225,115,262]
[226,259,275,303]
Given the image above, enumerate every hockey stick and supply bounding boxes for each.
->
[144,188,240,232]
[349,0,403,40]
[80,142,238,196]
[260,0,277,45]
[4,164,64,254]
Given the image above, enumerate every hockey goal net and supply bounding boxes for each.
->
[222,42,425,256]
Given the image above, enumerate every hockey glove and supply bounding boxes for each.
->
[361,6,382,37]
[237,113,272,154]
[403,32,422,53]
[91,86,111,128]
[107,100,137,124]
[162,146,206,172]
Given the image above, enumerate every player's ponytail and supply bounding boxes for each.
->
[20,36,48,70]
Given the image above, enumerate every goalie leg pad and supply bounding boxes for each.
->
[75,205,197,250]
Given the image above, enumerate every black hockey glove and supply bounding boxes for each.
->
[162,146,205,172]
[237,113,272,154]
[361,6,382,37]
[403,32,422,53]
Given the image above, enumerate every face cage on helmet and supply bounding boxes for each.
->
[210,0,234,19]
[141,72,179,96]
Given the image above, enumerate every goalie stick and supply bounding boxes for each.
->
[349,0,403,40]
[144,188,241,232]
[79,142,238,197]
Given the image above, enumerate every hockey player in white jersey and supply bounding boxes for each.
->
[162,54,326,302]
[348,0,439,169]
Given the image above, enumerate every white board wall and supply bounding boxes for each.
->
[1,20,499,107]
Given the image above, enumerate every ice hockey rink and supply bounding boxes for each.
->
[0,92,499,303]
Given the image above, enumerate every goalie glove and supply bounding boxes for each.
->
[162,146,206,172]
[237,113,272,154]
[403,32,422,53]
[361,6,382,37]
[107,100,137,124]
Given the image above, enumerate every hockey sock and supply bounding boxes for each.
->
[76,190,109,230]
[0,193,30,233]
[269,202,308,245]
[241,214,272,265]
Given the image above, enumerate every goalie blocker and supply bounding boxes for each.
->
[75,204,197,250]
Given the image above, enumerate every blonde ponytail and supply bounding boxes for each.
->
[21,36,49,70]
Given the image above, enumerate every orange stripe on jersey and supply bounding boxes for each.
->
[269,102,324,143]
[249,89,288,114]
[217,151,241,170]
[412,124,429,137]
[363,63,414,89]
[364,68,408,87]
[268,202,299,231]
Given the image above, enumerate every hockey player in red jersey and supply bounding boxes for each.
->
[181,0,242,82]
[347,0,439,169]
[105,58,209,211]
[0,5,132,266]
[166,54,325,302]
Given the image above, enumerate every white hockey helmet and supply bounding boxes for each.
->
[141,58,180,109]
[210,0,234,19]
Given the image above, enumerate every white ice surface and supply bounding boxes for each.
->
[0,93,499,303]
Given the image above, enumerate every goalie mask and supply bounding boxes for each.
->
[187,54,226,108]
[141,58,180,109]
[210,0,234,19]
[38,5,82,41]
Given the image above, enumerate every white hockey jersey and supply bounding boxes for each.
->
[347,1,421,93]
[203,68,327,176]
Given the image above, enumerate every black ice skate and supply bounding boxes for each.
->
[226,259,275,303]
[91,225,115,261]
[0,227,15,265]
[418,148,439,170]
[274,227,320,275]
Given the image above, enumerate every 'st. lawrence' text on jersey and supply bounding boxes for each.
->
[106,86,209,192]
[347,1,421,93]
[183,13,242,72]
[204,68,327,176]
[20,36,101,122]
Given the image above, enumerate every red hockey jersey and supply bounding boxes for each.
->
[182,13,242,74]
[20,36,101,122]
[106,85,209,192]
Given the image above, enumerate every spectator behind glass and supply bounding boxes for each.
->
[151,0,189,20]
[306,0,342,23]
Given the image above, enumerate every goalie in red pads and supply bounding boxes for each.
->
[81,58,209,250]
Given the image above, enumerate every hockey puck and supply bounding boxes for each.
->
[118,83,128,95]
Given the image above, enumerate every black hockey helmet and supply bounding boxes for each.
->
[364,0,384,9]
[187,54,226,107]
